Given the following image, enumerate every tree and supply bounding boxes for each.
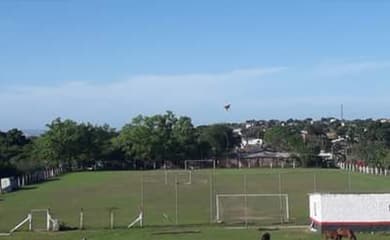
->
[264,126,320,167]
[197,124,241,159]
[116,112,182,164]
[0,129,32,177]
[77,123,116,169]
[116,112,208,167]
[34,119,85,169]
[171,116,197,160]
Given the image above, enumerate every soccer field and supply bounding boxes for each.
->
[0,169,389,239]
[5,227,390,240]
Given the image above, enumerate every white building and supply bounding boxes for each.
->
[309,193,390,232]
[233,128,242,136]
[318,150,333,160]
[241,138,263,148]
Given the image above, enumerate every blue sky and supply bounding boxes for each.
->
[1,0,390,130]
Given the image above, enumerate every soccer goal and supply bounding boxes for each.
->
[164,170,192,185]
[128,209,143,228]
[30,209,59,232]
[215,194,289,225]
[184,159,216,170]
[9,209,59,233]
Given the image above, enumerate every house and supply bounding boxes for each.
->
[241,138,263,149]
[232,148,295,168]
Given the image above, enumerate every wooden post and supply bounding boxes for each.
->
[79,208,84,230]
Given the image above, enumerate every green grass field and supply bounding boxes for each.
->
[0,168,389,239]
[5,227,390,240]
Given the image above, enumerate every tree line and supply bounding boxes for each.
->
[0,111,240,177]
[2,112,390,177]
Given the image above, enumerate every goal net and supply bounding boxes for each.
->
[184,160,216,170]
[164,170,192,185]
[216,194,289,225]
[142,170,192,185]
[30,209,49,232]
[28,209,58,232]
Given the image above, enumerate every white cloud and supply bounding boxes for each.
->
[1,60,390,130]
[0,67,285,129]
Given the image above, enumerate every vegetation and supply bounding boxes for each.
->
[0,112,239,176]
[247,118,390,168]
[2,112,390,177]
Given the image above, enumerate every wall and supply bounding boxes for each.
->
[309,193,390,232]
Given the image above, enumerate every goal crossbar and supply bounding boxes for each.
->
[184,160,216,170]
[164,170,192,185]
[216,193,290,223]
[217,194,288,197]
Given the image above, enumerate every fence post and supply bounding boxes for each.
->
[175,176,178,225]
[278,172,283,224]
[79,208,84,230]
[244,174,248,228]
[29,213,32,231]
[110,209,115,229]
[47,208,51,231]
[209,171,213,224]
[108,207,117,230]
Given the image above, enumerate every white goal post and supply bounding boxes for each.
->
[184,159,216,170]
[128,210,143,228]
[164,170,192,185]
[29,209,59,232]
[215,194,290,224]
[8,209,59,234]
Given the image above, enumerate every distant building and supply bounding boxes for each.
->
[233,128,242,136]
[379,118,390,123]
[234,150,295,168]
[318,150,333,160]
[241,138,263,149]
[331,137,345,144]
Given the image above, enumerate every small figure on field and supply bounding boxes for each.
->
[261,232,270,240]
